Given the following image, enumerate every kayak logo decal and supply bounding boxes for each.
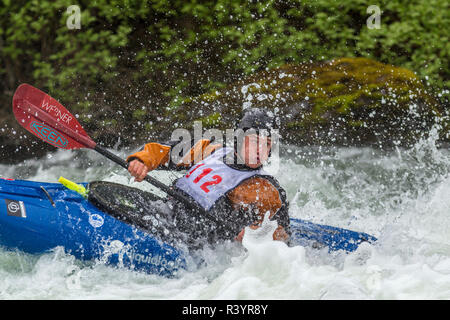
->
[89,214,104,228]
[30,121,68,148]
[5,199,27,218]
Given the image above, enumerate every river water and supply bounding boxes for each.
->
[1,132,449,299]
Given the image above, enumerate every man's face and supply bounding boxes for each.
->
[239,133,272,168]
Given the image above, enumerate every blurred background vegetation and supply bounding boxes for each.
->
[0,0,448,161]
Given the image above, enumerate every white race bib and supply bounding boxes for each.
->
[175,148,267,210]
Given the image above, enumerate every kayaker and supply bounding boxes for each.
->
[126,108,290,248]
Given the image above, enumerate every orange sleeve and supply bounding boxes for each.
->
[127,140,223,170]
[126,143,171,171]
[178,139,222,167]
[227,177,282,220]
[227,177,289,242]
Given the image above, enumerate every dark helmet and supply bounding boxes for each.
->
[233,108,279,165]
[237,108,279,133]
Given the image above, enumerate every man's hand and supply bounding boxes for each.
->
[128,159,149,182]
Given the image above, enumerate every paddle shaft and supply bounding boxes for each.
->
[94,144,169,192]
[93,144,219,220]
[95,145,232,232]
[95,145,232,234]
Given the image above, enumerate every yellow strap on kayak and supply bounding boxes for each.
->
[58,176,87,197]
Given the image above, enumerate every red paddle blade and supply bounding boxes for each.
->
[12,84,96,150]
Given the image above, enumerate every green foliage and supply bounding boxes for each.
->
[0,0,448,148]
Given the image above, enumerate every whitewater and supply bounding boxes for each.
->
[1,134,449,299]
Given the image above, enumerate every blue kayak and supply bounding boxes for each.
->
[0,178,376,275]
